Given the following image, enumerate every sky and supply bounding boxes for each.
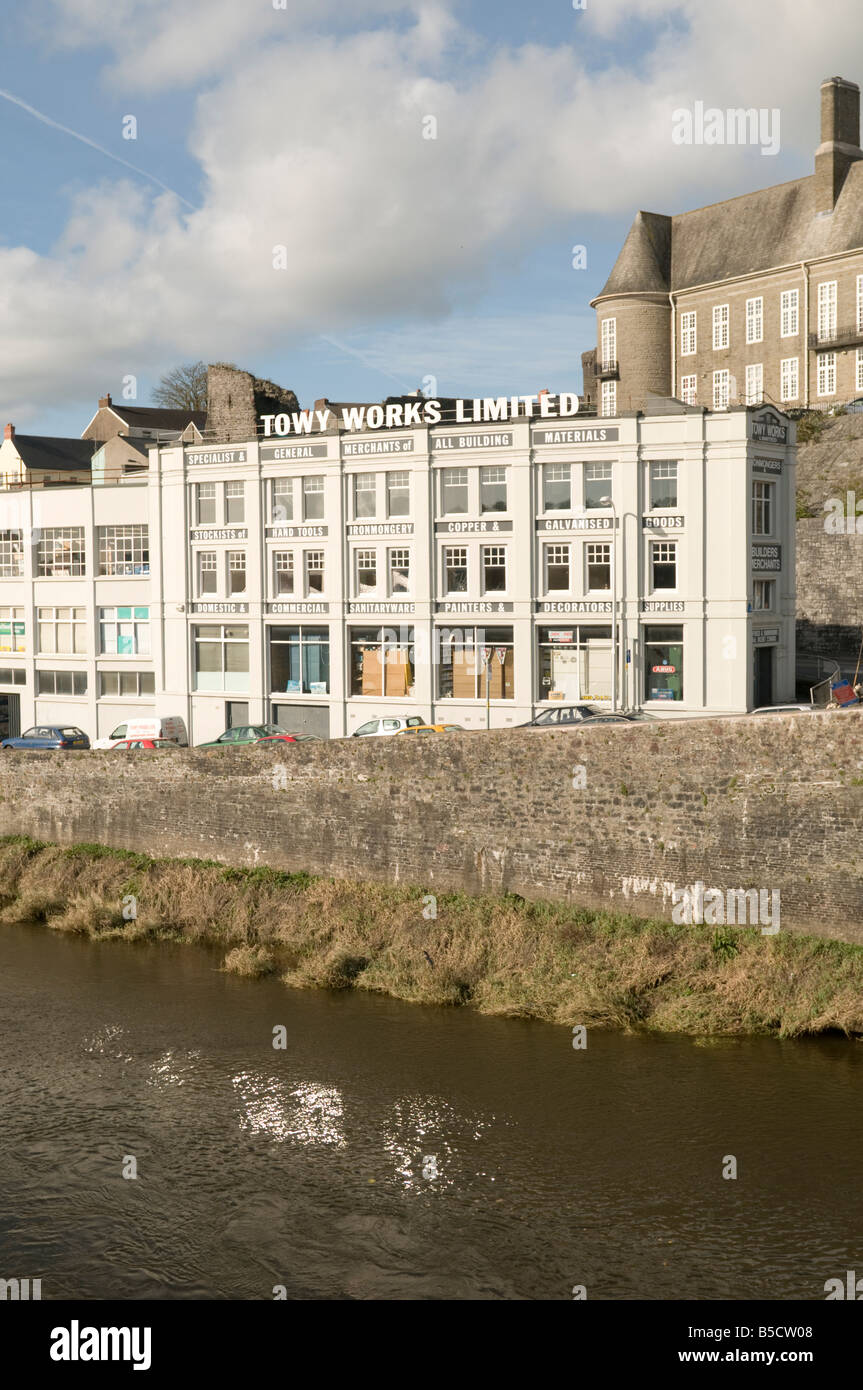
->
[2,0,863,436]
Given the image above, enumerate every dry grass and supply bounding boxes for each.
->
[1,836,861,1038]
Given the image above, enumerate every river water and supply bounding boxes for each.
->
[0,921,860,1301]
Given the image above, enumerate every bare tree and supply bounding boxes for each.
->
[152,361,209,411]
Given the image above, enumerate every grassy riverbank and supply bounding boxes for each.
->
[1,835,860,1038]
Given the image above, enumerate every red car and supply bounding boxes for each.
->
[197,724,320,748]
[111,738,179,750]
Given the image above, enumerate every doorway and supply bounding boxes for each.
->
[754,645,774,707]
[0,693,20,739]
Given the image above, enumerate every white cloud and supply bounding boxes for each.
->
[5,0,863,417]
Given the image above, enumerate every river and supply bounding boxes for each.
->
[0,921,860,1300]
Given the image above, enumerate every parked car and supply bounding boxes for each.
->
[1,725,90,750]
[518,705,600,728]
[576,714,633,726]
[751,703,819,715]
[93,716,188,750]
[352,716,427,737]
[396,723,465,734]
[197,724,319,748]
[110,738,181,750]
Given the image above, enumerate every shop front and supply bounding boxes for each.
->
[536,625,612,703]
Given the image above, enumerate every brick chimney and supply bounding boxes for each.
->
[99,393,112,409]
[3,424,13,441]
[815,76,863,214]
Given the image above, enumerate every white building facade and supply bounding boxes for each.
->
[0,404,796,742]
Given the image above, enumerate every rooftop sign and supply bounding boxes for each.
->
[260,394,580,438]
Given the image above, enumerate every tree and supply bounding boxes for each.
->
[152,361,208,411]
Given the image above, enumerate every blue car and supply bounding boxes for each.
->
[1,725,90,750]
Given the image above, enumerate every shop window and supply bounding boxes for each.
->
[269,626,330,695]
[644,625,683,702]
[436,626,514,700]
[193,624,249,692]
[350,626,415,697]
[537,626,611,703]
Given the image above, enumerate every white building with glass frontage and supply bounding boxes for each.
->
[0,401,796,742]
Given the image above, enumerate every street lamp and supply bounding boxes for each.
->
[599,494,618,711]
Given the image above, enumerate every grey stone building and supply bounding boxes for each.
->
[590,76,863,416]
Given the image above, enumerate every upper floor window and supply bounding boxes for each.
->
[545,543,570,592]
[274,551,294,595]
[228,551,246,595]
[99,605,150,656]
[37,527,85,577]
[584,461,612,510]
[0,531,24,578]
[753,579,775,611]
[817,350,836,397]
[649,461,678,509]
[389,548,410,594]
[680,311,696,356]
[601,380,617,417]
[857,275,863,334]
[713,370,730,410]
[817,280,837,340]
[481,545,507,593]
[679,374,697,406]
[195,481,216,525]
[543,462,570,512]
[271,478,293,522]
[745,296,763,345]
[98,524,149,576]
[305,550,324,594]
[712,304,729,350]
[0,606,25,652]
[442,468,468,515]
[752,480,774,536]
[387,471,409,517]
[197,551,217,595]
[303,476,324,520]
[745,363,764,406]
[780,288,799,338]
[443,546,468,593]
[224,480,244,524]
[480,466,507,513]
[781,357,799,402]
[38,606,86,654]
[585,543,611,591]
[354,473,376,519]
[356,548,377,594]
[651,541,677,590]
[600,317,616,369]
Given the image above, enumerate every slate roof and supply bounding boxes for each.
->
[595,162,863,298]
[12,436,97,472]
[113,406,206,431]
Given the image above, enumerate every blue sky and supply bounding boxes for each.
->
[0,0,859,436]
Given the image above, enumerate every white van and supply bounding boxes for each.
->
[93,716,188,750]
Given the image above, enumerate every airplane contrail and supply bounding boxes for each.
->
[0,87,196,210]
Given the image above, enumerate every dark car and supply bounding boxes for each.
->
[197,724,319,749]
[519,705,599,728]
[1,725,90,750]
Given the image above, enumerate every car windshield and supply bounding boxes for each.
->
[533,710,558,725]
